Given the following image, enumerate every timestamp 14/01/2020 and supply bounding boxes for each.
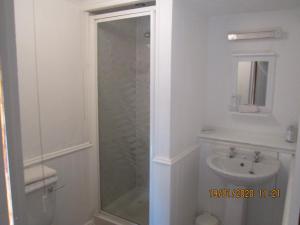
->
[209,188,280,199]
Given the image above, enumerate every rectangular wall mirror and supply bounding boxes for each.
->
[232,53,276,114]
[237,61,268,106]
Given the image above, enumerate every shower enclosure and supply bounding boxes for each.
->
[95,9,153,225]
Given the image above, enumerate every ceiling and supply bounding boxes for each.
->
[188,0,300,16]
[80,0,300,15]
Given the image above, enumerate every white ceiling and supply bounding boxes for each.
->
[188,0,300,16]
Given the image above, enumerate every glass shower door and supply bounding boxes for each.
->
[97,15,150,225]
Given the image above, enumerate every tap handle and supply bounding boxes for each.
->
[254,151,261,156]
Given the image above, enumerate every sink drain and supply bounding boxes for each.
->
[249,170,255,174]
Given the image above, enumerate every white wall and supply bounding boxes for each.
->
[14,0,97,224]
[198,10,300,225]
[170,1,207,158]
[14,2,300,225]
[171,149,199,225]
[205,9,300,135]
[15,0,88,160]
[196,9,300,225]
[144,1,209,225]
[150,0,173,224]
[168,7,300,225]
[169,1,207,225]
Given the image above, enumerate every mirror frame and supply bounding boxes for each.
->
[232,52,276,114]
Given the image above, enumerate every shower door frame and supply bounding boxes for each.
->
[89,6,156,225]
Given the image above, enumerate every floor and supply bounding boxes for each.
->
[103,187,149,225]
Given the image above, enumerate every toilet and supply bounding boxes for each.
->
[24,165,58,225]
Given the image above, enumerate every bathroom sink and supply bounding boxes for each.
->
[206,153,280,186]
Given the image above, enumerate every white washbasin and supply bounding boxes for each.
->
[206,153,280,186]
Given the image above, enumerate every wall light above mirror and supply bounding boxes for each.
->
[230,52,276,115]
[227,29,282,41]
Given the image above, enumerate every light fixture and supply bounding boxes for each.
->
[227,29,282,41]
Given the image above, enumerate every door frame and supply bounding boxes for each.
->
[0,0,27,225]
[87,6,156,224]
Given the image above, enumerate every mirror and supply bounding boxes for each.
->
[232,53,276,114]
[237,61,268,106]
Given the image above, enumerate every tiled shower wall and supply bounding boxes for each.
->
[98,16,150,208]
[135,17,150,188]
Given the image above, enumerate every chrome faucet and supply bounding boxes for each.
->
[229,147,236,158]
[254,151,261,163]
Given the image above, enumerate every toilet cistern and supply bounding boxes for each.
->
[24,165,58,225]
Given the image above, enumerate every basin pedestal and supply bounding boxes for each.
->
[206,153,280,225]
[223,185,247,225]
